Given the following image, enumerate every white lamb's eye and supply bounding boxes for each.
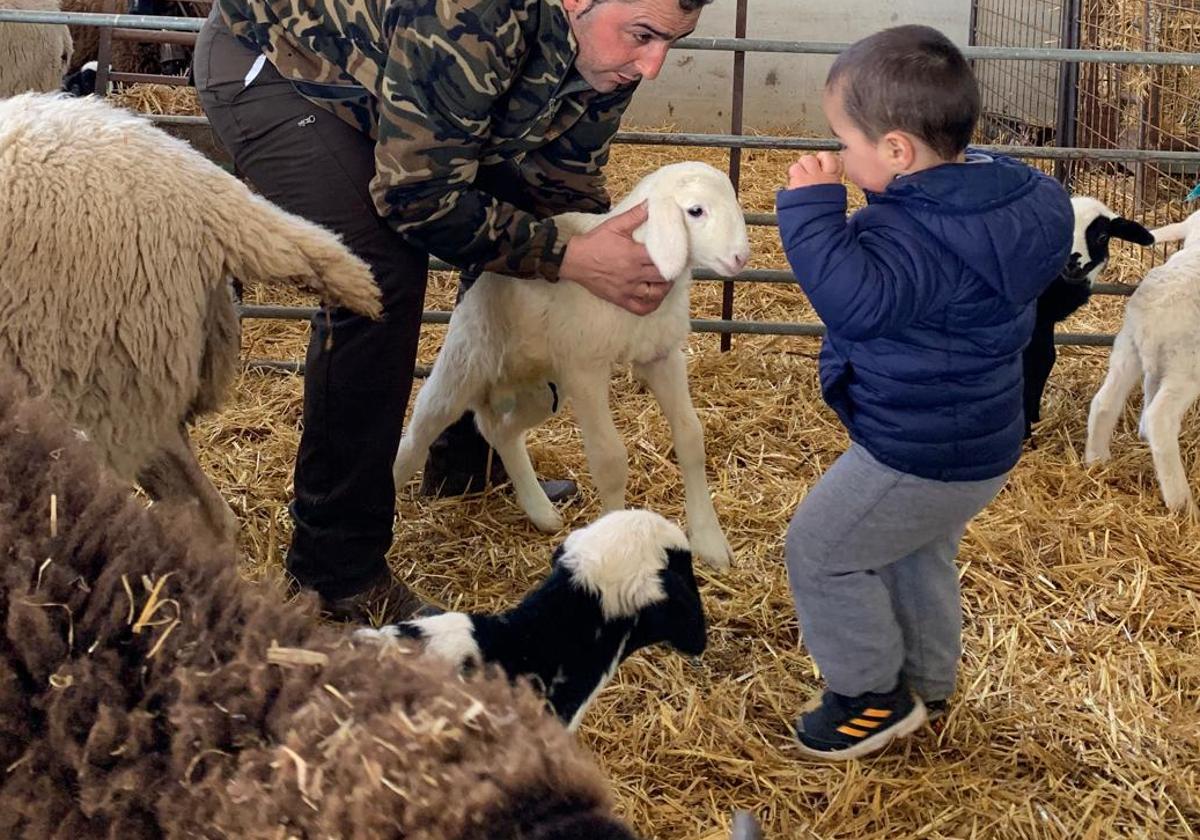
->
[687,206,705,218]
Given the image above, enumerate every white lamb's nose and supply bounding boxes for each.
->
[730,251,749,272]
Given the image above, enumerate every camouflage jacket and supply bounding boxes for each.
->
[216,0,637,280]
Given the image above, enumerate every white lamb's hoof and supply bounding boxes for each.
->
[1159,480,1194,515]
[527,506,564,533]
[1083,443,1110,465]
[690,527,733,571]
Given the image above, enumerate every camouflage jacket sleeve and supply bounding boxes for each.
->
[374,2,581,281]
[504,84,636,217]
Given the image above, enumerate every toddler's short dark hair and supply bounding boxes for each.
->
[826,25,980,160]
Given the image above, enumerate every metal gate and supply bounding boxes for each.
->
[971,0,1200,227]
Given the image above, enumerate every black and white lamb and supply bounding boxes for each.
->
[1022,196,1154,438]
[358,509,707,731]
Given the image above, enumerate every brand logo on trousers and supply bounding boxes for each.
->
[297,114,316,127]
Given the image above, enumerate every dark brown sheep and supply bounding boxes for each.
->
[0,371,639,840]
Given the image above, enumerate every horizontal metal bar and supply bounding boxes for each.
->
[2,12,1196,66]
[237,305,1122,346]
[245,329,1116,378]
[246,359,432,377]
[744,212,776,227]
[237,273,1138,309]
[112,26,197,45]
[109,71,188,86]
[148,114,209,126]
[614,132,1200,163]
[0,9,203,30]
[142,116,1200,165]
[676,38,1200,66]
[1055,332,1115,346]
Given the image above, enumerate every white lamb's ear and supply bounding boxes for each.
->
[644,192,690,281]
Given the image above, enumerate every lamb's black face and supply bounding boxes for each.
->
[627,547,707,657]
[62,67,97,98]
[1075,215,1155,284]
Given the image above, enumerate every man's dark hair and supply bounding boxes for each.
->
[676,0,713,9]
[826,25,980,160]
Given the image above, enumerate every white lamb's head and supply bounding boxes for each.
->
[624,162,752,281]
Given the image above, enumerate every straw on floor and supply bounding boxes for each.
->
[106,80,1199,837]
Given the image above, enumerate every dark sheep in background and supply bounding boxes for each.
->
[0,371,641,840]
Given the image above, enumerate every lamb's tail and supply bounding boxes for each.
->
[217,190,382,319]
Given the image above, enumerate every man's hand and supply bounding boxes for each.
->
[559,202,674,316]
[787,152,844,189]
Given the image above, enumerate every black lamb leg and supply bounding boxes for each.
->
[1023,316,1057,439]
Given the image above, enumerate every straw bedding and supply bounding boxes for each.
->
[104,90,1200,837]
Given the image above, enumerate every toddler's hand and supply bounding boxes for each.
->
[787,152,844,189]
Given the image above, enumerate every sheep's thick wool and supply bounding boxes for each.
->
[0,0,71,96]
[0,93,381,540]
[0,372,635,839]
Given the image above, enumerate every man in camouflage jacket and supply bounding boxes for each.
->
[194,0,711,623]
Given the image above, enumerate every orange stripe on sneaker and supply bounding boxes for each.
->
[850,718,882,729]
[862,708,892,719]
[836,725,869,738]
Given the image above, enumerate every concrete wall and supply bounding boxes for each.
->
[623,1,974,133]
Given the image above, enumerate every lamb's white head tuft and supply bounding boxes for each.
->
[555,509,690,620]
[1070,196,1118,261]
[618,162,751,282]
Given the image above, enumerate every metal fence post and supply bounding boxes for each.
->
[1054,0,1082,186]
[722,0,748,353]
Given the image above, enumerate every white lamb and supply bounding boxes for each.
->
[0,0,72,97]
[392,162,750,569]
[1085,207,1200,513]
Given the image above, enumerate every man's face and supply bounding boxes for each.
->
[564,0,701,93]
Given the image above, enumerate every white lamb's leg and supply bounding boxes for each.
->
[392,342,479,493]
[1139,370,1162,441]
[561,366,628,512]
[475,387,561,532]
[1141,373,1200,515]
[1085,331,1142,464]
[635,350,732,570]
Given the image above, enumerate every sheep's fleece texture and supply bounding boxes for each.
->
[0,372,637,840]
[0,0,72,96]
[0,92,380,485]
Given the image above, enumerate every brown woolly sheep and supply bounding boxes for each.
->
[0,0,72,96]
[0,370,641,840]
[0,92,382,546]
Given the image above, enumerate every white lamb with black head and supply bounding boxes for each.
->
[1022,197,1154,438]
[357,509,707,731]
[1085,207,1200,513]
[391,162,751,570]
